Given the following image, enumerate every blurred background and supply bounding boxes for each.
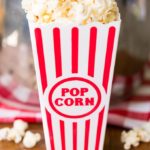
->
[0,0,150,149]
[0,0,150,98]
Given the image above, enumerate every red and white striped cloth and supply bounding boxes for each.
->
[0,74,41,123]
[108,63,150,128]
[108,98,150,128]
[0,70,149,128]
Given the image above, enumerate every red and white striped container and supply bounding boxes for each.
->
[29,21,121,150]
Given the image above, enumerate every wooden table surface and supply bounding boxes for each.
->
[0,124,149,150]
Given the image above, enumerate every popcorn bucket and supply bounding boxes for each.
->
[29,21,121,150]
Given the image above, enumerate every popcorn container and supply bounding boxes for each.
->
[29,21,121,150]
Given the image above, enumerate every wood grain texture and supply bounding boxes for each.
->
[0,124,149,150]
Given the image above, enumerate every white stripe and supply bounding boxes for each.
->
[124,117,150,128]
[51,116,62,150]
[110,101,150,113]
[42,27,56,87]
[108,114,149,128]
[144,67,150,80]
[77,121,85,150]
[134,85,150,95]
[0,74,12,86]
[0,109,41,121]
[60,27,72,77]
[128,102,150,112]
[88,115,99,150]
[65,121,73,150]
[13,86,31,102]
[94,25,109,86]
[78,27,90,77]
[0,108,20,117]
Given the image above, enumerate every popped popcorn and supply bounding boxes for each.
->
[121,130,140,150]
[7,128,23,144]
[0,120,41,148]
[23,131,41,148]
[22,0,120,24]
[13,119,29,136]
[0,128,10,141]
[6,120,28,144]
[121,122,150,150]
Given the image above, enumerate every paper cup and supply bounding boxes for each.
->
[29,21,121,150]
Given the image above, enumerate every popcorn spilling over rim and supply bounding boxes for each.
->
[22,0,120,24]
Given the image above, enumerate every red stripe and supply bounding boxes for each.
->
[46,109,55,150]
[84,120,90,150]
[88,27,97,77]
[60,120,66,150]
[142,80,150,85]
[72,27,79,73]
[35,28,47,93]
[0,116,42,123]
[53,28,62,77]
[73,122,77,150]
[103,27,116,92]
[95,108,105,150]
[146,61,150,68]
[109,109,150,121]
[127,96,150,101]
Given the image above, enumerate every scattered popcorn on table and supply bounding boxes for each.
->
[0,119,41,148]
[13,119,29,136]
[0,128,10,141]
[134,128,150,143]
[6,120,29,143]
[22,0,120,24]
[121,122,150,150]
[23,131,41,148]
[121,130,140,150]
[7,128,23,144]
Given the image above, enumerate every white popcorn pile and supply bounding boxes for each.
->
[121,122,150,150]
[0,120,41,149]
[22,0,120,24]
[23,131,41,148]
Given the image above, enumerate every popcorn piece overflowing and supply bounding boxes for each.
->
[121,122,150,150]
[23,131,41,148]
[22,0,120,24]
[0,120,41,149]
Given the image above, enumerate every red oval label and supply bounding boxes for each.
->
[49,77,101,118]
